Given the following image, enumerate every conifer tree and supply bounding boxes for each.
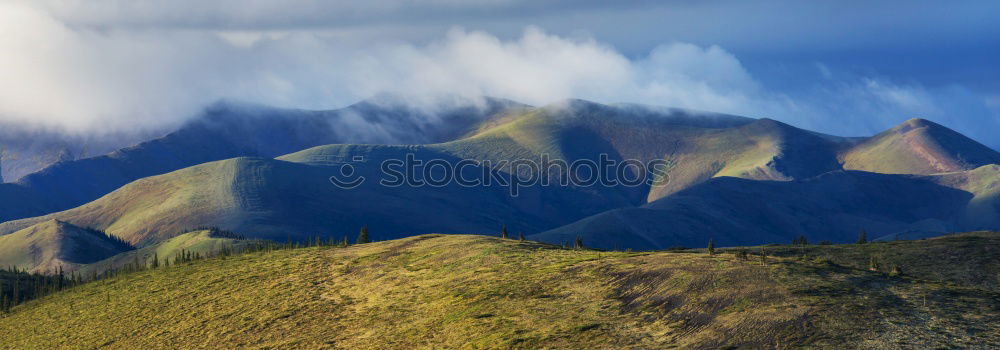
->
[501,225,508,239]
[792,235,808,245]
[707,238,715,255]
[341,236,349,247]
[736,249,749,261]
[857,230,868,244]
[357,226,370,244]
[151,253,160,269]
[868,255,880,271]
[57,266,64,291]
[574,235,584,249]
[11,277,18,304]
[517,231,524,241]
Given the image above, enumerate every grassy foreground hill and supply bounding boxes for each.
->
[0,234,997,349]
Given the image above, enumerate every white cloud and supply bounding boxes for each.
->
[0,1,997,148]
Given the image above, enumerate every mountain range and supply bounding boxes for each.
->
[0,97,998,272]
[0,96,521,223]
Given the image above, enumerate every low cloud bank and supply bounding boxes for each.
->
[1,2,997,148]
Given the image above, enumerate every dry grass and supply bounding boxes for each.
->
[0,234,997,349]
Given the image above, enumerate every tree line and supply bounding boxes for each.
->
[0,226,380,316]
[0,265,85,314]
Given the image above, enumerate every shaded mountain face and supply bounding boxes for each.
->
[0,98,998,253]
[0,151,633,246]
[0,97,524,224]
[0,102,773,246]
[530,169,997,250]
[440,99,846,203]
[0,123,160,183]
[0,219,133,273]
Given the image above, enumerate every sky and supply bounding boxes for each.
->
[2,0,999,148]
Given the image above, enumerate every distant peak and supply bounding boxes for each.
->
[904,117,932,125]
[843,117,1000,175]
[203,99,270,112]
[540,98,607,112]
[557,98,602,107]
[41,218,68,227]
[892,118,944,133]
[37,219,82,232]
[353,93,526,111]
[743,117,798,132]
[754,117,782,125]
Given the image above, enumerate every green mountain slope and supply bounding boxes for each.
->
[2,100,998,252]
[840,118,1000,175]
[0,220,133,273]
[0,152,629,245]
[76,229,257,277]
[0,101,802,246]
[0,234,996,348]
[0,97,523,223]
[441,99,846,202]
[932,164,1000,229]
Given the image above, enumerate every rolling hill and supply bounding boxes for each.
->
[441,99,848,202]
[840,118,1000,175]
[1,100,998,251]
[0,234,996,348]
[0,150,631,246]
[531,169,1000,250]
[0,97,523,223]
[0,219,133,273]
[0,100,859,247]
[76,229,258,277]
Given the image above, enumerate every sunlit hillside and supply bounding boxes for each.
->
[0,234,996,349]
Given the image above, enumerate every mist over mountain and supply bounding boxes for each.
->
[2,2,999,348]
[0,96,521,224]
[0,123,163,182]
[0,98,995,254]
[3,2,998,150]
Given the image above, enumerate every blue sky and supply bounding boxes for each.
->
[3,0,999,147]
